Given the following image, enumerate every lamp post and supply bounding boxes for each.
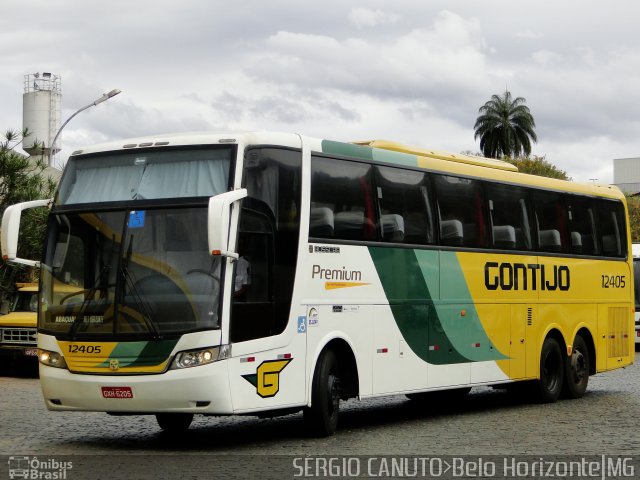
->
[49,88,122,168]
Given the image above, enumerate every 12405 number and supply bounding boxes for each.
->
[67,344,102,354]
[601,275,626,288]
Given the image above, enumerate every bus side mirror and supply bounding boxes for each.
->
[1,198,52,267]
[208,189,247,259]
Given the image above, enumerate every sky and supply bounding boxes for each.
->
[2,0,640,183]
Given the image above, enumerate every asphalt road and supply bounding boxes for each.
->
[1,353,639,479]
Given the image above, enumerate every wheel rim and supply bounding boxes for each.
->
[542,349,560,391]
[328,374,340,417]
[571,350,587,383]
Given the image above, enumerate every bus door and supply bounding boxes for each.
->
[226,207,306,412]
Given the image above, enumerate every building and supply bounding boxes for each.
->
[613,157,640,195]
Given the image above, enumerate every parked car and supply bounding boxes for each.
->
[0,283,38,362]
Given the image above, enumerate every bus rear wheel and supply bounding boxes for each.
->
[156,413,194,433]
[535,337,564,403]
[304,350,340,437]
[563,335,590,399]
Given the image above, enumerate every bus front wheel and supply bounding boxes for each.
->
[535,337,564,403]
[156,413,194,433]
[304,350,340,436]
[563,335,590,399]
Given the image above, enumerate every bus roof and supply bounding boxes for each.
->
[66,131,625,202]
[352,140,519,172]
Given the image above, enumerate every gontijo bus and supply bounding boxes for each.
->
[1,132,634,435]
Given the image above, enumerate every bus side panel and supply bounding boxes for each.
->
[445,252,536,383]
[305,303,374,397]
[535,257,632,373]
[226,302,309,413]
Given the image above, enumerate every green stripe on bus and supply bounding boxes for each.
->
[369,247,507,364]
[321,140,418,168]
[438,252,507,361]
[321,140,373,161]
[369,247,468,365]
[98,339,177,368]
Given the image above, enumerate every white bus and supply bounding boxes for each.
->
[1,132,634,436]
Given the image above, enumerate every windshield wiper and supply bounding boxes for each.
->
[119,234,160,339]
[69,263,111,339]
[121,266,160,339]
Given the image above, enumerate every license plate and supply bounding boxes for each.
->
[24,348,39,357]
[101,386,133,399]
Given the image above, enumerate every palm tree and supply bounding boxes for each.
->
[474,90,537,159]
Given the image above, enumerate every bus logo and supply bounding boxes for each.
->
[242,359,292,398]
[109,359,120,371]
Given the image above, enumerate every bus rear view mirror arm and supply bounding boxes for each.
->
[1,198,52,267]
[208,189,247,259]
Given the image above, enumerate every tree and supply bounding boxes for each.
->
[505,155,570,181]
[474,90,537,159]
[626,195,640,243]
[460,150,570,181]
[0,129,56,303]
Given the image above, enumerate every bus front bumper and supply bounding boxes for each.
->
[39,360,233,414]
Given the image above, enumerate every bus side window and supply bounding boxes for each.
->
[374,166,435,245]
[533,192,567,253]
[566,198,597,255]
[598,202,626,257]
[310,156,376,242]
[230,207,276,343]
[435,175,488,248]
[486,184,533,251]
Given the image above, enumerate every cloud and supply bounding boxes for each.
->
[348,7,401,28]
[4,1,640,184]
[248,10,491,107]
[516,30,544,39]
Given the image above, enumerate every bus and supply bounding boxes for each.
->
[633,243,640,347]
[1,132,634,436]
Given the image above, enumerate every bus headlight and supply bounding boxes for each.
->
[38,349,67,369]
[171,345,231,369]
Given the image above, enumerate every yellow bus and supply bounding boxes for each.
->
[0,283,38,362]
[1,132,634,435]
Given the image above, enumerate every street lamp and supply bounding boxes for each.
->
[49,88,122,168]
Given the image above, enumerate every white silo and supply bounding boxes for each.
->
[22,72,61,164]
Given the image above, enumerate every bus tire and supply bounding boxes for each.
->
[304,350,340,436]
[562,335,590,399]
[156,413,194,432]
[535,337,564,403]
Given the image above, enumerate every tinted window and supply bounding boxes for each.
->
[597,201,626,257]
[435,175,488,248]
[533,192,567,253]
[486,184,533,250]
[374,166,435,245]
[566,197,598,255]
[310,156,376,241]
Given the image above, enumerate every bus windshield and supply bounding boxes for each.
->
[40,207,221,338]
[57,146,231,205]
